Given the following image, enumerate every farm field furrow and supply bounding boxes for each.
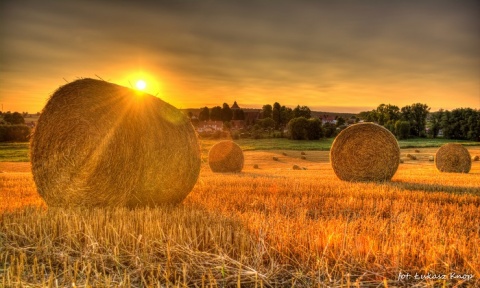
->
[1,147,480,287]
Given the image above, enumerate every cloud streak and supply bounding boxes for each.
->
[1,0,479,112]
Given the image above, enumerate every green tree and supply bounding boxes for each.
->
[401,103,430,137]
[280,106,293,127]
[293,105,311,119]
[335,116,345,127]
[272,102,282,128]
[199,107,210,121]
[3,112,25,124]
[210,106,223,121]
[306,118,323,140]
[262,104,273,119]
[232,109,245,120]
[258,117,275,130]
[323,122,337,138]
[395,120,410,139]
[376,104,400,125]
[287,117,309,140]
[427,109,443,138]
[222,103,233,122]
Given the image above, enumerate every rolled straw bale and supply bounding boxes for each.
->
[282,152,288,156]
[435,143,471,173]
[301,151,306,155]
[429,156,435,161]
[473,155,479,161]
[415,149,420,153]
[406,154,417,160]
[208,140,244,173]
[330,123,400,181]
[30,78,201,208]
[273,156,279,161]
[253,164,259,169]
[301,156,307,160]
[292,164,301,170]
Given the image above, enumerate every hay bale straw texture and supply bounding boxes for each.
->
[435,143,471,173]
[208,140,244,173]
[330,123,400,182]
[31,78,201,208]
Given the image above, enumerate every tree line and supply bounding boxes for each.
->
[0,111,32,141]
[358,104,480,141]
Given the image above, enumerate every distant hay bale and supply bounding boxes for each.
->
[429,156,435,161]
[301,151,306,155]
[301,156,306,160]
[435,143,471,173]
[30,78,201,208]
[473,155,479,161]
[282,152,288,156]
[273,156,279,161]
[399,159,404,164]
[415,149,420,153]
[330,123,400,181]
[302,167,308,170]
[253,164,259,169]
[406,154,417,160]
[292,164,301,170]
[208,140,244,173]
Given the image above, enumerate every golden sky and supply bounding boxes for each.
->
[1,0,479,113]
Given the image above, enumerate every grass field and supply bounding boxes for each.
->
[2,137,478,163]
[1,144,479,287]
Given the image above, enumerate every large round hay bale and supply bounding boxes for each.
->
[208,140,244,173]
[435,143,471,173]
[30,78,201,208]
[330,123,400,181]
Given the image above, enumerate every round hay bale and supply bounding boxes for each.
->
[253,164,259,169]
[282,152,288,156]
[301,156,306,160]
[273,156,279,161]
[428,156,435,161]
[30,78,201,208]
[301,151,306,155]
[414,149,420,153]
[330,123,400,181]
[435,143,471,173]
[208,140,244,173]
[473,155,479,161]
[406,154,417,160]
[292,164,301,170]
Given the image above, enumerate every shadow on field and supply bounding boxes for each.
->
[388,181,480,195]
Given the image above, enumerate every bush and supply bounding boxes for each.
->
[0,125,32,142]
[395,120,410,139]
[306,118,323,140]
[287,117,309,140]
[323,122,337,138]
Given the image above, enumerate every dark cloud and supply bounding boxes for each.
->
[1,0,479,112]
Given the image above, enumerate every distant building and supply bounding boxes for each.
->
[197,121,223,133]
[320,114,337,124]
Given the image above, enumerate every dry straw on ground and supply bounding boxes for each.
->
[330,123,400,182]
[435,143,471,173]
[30,78,201,208]
[208,140,244,173]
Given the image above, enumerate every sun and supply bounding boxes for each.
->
[135,80,147,90]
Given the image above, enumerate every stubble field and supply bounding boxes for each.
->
[1,147,480,287]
